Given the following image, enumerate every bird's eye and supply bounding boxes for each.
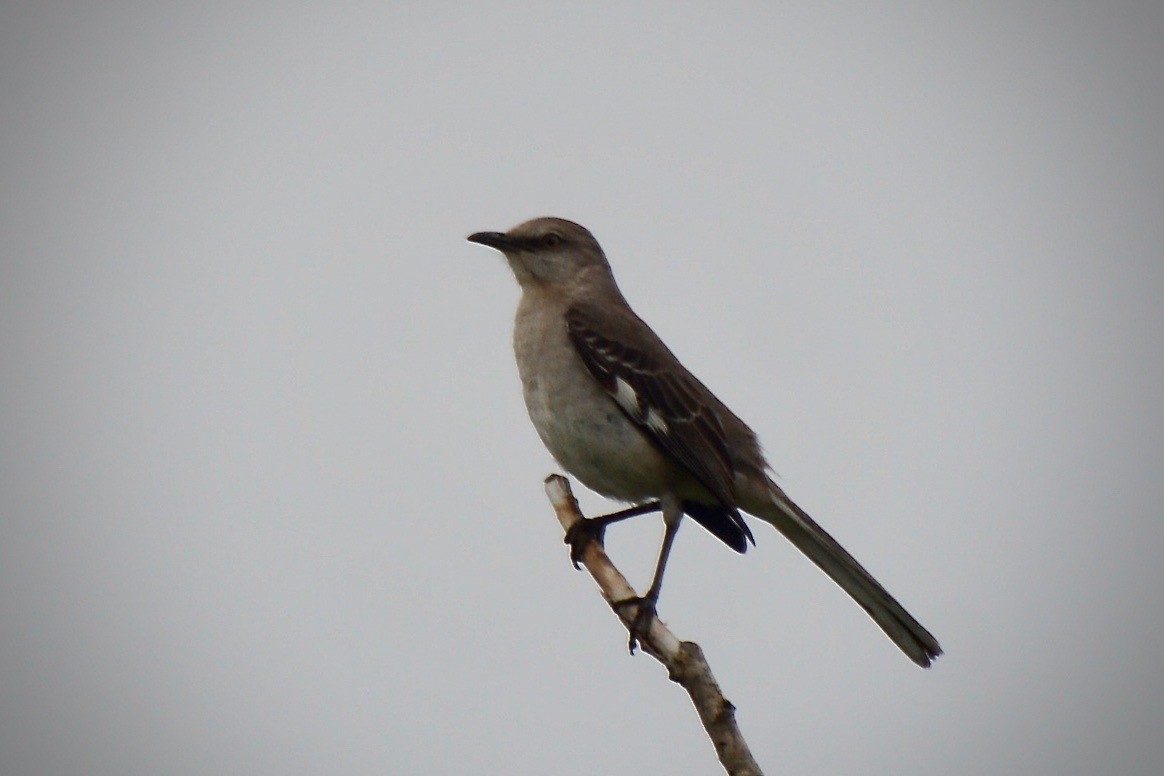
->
[543,233,562,247]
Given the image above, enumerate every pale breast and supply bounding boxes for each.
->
[512,292,678,502]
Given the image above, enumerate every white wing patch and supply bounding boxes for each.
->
[613,375,669,434]
[644,407,669,434]
[613,377,641,416]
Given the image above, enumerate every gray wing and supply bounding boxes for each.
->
[565,302,753,549]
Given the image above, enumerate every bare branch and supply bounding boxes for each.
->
[544,474,765,776]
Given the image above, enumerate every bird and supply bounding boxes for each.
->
[468,217,941,667]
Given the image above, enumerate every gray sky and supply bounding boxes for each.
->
[2,2,1162,774]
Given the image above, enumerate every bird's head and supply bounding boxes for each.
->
[468,217,612,290]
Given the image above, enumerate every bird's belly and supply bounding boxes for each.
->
[521,363,673,503]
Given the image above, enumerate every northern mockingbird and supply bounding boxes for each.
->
[468,217,941,667]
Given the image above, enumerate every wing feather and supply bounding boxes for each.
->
[565,303,753,549]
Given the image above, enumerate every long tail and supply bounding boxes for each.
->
[751,482,942,668]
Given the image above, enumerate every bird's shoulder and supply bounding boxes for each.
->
[563,300,716,420]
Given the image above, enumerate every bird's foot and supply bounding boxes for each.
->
[612,596,658,655]
[563,517,606,570]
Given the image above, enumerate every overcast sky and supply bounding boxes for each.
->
[2,2,1162,774]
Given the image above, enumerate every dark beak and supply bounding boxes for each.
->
[467,231,514,251]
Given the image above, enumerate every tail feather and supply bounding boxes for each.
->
[752,484,942,668]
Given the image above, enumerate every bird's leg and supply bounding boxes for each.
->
[613,495,684,654]
[564,500,661,569]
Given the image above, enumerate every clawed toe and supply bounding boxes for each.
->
[613,596,658,654]
[564,517,606,569]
